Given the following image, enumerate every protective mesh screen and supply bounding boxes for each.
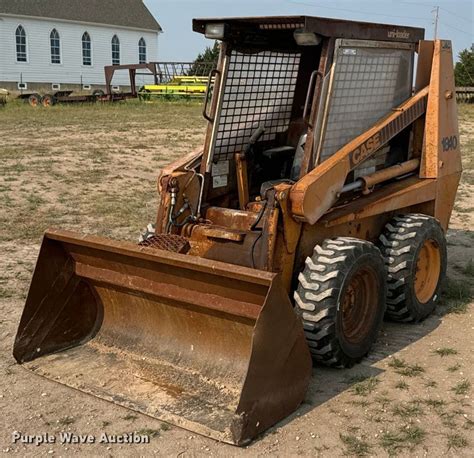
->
[319,43,413,170]
[212,50,301,162]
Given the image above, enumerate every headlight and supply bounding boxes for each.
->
[205,23,228,40]
[294,30,322,46]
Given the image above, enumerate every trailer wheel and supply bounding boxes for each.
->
[294,238,386,367]
[92,89,105,97]
[379,214,447,322]
[28,94,41,107]
[41,94,56,107]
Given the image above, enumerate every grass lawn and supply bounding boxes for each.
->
[0,100,472,457]
[0,100,205,242]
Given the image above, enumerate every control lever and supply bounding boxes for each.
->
[243,126,265,158]
[235,126,264,210]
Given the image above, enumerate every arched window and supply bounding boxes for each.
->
[15,25,27,62]
[138,37,147,64]
[50,29,61,64]
[82,32,92,66]
[111,35,120,65]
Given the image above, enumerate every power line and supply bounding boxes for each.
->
[398,1,433,5]
[398,1,441,6]
[441,20,473,37]
[439,6,473,26]
[288,1,431,21]
[398,1,473,26]
[397,1,473,26]
[288,1,473,39]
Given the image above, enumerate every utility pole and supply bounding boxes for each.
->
[432,6,439,39]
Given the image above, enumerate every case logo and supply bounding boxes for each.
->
[350,133,382,167]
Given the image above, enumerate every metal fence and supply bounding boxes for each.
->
[151,62,216,83]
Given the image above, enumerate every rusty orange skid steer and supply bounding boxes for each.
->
[14,16,461,446]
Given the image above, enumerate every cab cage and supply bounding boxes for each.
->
[196,16,424,203]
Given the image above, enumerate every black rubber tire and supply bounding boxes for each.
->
[28,93,41,107]
[294,237,387,368]
[92,89,105,97]
[379,214,447,322]
[41,94,56,107]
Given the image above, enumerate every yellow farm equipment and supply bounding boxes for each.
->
[140,81,207,99]
[139,75,211,100]
[0,88,9,106]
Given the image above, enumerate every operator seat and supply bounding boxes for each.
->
[260,134,307,197]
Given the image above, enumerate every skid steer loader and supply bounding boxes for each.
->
[14,16,461,446]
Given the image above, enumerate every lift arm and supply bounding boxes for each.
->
[289,86,429,224]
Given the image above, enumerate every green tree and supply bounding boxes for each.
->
[454,48,474,86]
[188,42,220,75]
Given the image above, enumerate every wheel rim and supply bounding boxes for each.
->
[341,266,378,344]
[415,239,441,304]
[30,98,38,107]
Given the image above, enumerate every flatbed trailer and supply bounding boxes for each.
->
[20,63,159,107]
[18,89,107,107]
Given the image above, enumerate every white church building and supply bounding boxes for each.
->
[0,0,162,93]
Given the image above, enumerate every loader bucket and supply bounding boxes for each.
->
[13,229,311,445]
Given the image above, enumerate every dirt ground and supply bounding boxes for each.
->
[0,101,472,457]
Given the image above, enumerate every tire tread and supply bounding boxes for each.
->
[295,238,386,368]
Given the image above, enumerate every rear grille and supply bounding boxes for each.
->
[139,234,190,254]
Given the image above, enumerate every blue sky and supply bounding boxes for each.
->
[145,0,473,62]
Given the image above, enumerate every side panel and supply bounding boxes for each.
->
[421,40,461,178]
[415,41,434,91]
[421,40,462,230]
